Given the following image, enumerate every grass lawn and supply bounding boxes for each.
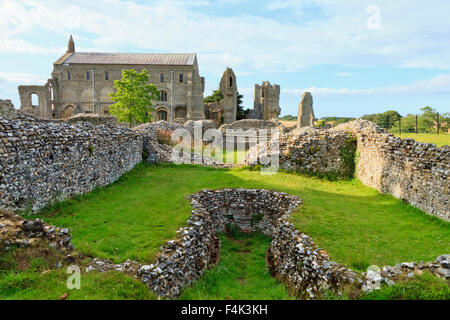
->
[4,163,449,299]
[180,231,293,300]
[393,133,449,147]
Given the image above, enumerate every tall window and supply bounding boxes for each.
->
[157,110,168,121]
[86,71,91,80]
[67,71,71,80]
[105,71,109,81]
[229,76,233,87]
[159,90,168,102]
[179,73,183,82]
[160,73,164,82]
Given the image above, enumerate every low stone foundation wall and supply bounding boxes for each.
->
[65,113,119,126]
[0,116,143,212]
[336,119,449,221]
[137,189,359,298]
[279,127,357,178]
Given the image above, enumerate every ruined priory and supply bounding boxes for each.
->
[17,36,283,124]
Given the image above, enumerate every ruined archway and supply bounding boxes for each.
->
[138,189,358,298]
[62,105,75,119]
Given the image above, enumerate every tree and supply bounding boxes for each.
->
[204,89,223,103]
[236,91,249,120]
[109,69,159,125]
[376,110,401,130]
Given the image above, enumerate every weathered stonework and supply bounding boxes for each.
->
[0,210,74,252]
[137,189,359,299]
[18,36,206,121]
[219,68,237,124]
[336,119,449,221]
[248,81,281,120]
[0,100,18,118]
[297,92,314,128]
[65,113,119,126]
[0,116,143,212]
[279,127,357,178]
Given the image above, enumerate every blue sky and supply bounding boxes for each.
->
[1,0,450,118]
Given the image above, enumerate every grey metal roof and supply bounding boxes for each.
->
[58,52,196,66]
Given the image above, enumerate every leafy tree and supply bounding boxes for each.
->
[279,115,297,121]
[236,91,250,120]
[204,89,223,103]
[109,69,159,125]
[376,110,402,130]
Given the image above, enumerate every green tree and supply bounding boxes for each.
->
[236,91,250,120]
[109,69,159,125]
[204,89,223,103]
[376,110,402,130]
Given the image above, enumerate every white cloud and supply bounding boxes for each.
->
[335,72,355,77]
[0,72,46,84]
[283,74,450,96]
[1,0,450,74]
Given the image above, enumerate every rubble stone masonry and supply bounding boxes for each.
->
[0,116,143,212]
[336,119,449,221]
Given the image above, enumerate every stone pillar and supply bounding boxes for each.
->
[297,92,314,128]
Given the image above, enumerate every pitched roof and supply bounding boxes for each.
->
[54,52,196,66]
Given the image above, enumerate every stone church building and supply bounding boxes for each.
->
[18,36,206,121]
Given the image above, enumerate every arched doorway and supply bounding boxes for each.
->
[157,109,168,121]
[62,105,74,119]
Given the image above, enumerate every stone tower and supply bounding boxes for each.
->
[252,81,281,120]
[219,67,237,124]
[297,92,315,128]
[67,35,75,53]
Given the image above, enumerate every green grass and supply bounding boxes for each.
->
[0,247,155,300]
[179,231,293,300]
[392,133,449,147]
[32,163,449,270]
[8,163,449,300]
[361,272,450,300]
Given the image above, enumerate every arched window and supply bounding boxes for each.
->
[67,71,71,80]
[157,110,168,121]
[160,73,164,82]
[159,90,168,102]
[31,94,39,107]
[229,76,233,87]
[86,71,91,80]
[105,71,109,81]
[179,73,183,82]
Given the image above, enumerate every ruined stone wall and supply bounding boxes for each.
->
[0,116,143,212]
[138,189,358,299]
[279,127,357,178]
[0,100,17,118]
[336,119,449,221]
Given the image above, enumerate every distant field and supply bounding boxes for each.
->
[280,120,296,128]
[393,133,449,147]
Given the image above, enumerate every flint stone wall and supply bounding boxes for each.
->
[138,189,358,299]
[336,119,449,221]
[65,113,119,126]
[278,127,356,178]
[0,116,143,212]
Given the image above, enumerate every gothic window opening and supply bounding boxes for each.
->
[68,71,71,80]
[105,71,109,81]
[179,73,183,82]
[229,76,233,87]
[86,71,91,81]
[31,94,39,107]
[157,110,168,121]
[160,73,165,82]
[159,90,168,102]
